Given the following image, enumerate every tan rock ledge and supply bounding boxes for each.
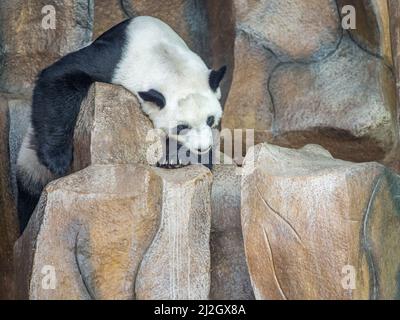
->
[241,143,400,300]
[14,163,212,300]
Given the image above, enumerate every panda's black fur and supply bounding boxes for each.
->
[32,19,130,176]
[16,17,226,232]
[16,20,131,232]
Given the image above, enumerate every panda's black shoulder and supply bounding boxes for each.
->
[94,18,133,43]
[84,18,133,82]
[38,18,133,84]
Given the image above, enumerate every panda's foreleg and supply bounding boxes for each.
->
[31,69,93,176]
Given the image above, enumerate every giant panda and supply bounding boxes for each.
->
[16,16,226,232]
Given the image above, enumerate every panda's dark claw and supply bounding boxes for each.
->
[156,159,187,169]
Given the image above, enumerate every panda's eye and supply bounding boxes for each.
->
[207,116,215,127]
[176,124,190,134]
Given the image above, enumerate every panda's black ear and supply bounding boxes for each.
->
[209,66,227,91]
[138,89,166,109]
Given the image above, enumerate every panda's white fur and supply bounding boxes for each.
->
[17,126,55,195]
[16,16,226,231]
[112,17,223,153]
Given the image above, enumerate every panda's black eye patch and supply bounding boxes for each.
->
[138,89,166,109]
[207,116,215,127]
[176,124,190,134]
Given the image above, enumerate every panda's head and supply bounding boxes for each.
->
[137,65,226,155]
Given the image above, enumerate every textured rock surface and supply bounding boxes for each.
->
[204,0,235,104]
[136,166,212,300]
[0,0,93,94]
[270,36,397,162]
[389,0,400,79]
[8,97,32,196]
[241,143,400,300]
[14,164,162,299]
[210,164,254,300]
[338,0,392,64]
[93,0,126,39]
[235,0,341,62]
[388,0,400,172]
[223,0,341,146]
[0,94,31,197]
[0,95,19,299]
[73,83,154,171]
[221,33,278,139]
[222,0,397,167]
[14,164,212,299]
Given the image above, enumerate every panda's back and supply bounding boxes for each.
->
[128,16,188,48]
[111,16,208,95]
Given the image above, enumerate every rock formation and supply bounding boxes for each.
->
[241,143,400,299]
[15,164,212,299]
[73,83,154,171]
[0,95,19,299]
[222,0,399,169]
[210,163,254,300]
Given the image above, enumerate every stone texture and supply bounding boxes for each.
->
[270,36,397,163]
[8,98,32,196]
[0,94,31,197]
[389,0,400,79]
[338,0,393,65]
[221,33,278,139]
[235,0,341,62]
[93,0,127,39]
[0,0,94,95]
[387,0,400,172]
[222,0,398,167]
[14,163,212,299]
[0,95,19,299]
[136,166,212,300]
[210,163,254,300]
[14,164,162,299]
[222,0,341,149]
[241,143,400,300]
[204,0,235,105]
[73,83,155,171]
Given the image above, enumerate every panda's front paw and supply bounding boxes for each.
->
[157,157,186,169]
[38,144,73,177]
[156,150,189,169]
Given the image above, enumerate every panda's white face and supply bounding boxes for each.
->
[112,16,226,154]
[138,67,225,154]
